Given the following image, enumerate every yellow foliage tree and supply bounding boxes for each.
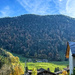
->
[13,65,19,75]
[9,56,19,63]
[32,67,37,75]
[62,70,68,75]
[15,56,19,63]
[18,65,24,74]
[10,64,24,75]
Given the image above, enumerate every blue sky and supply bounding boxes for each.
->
[0,0,75,18]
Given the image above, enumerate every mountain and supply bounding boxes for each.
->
[0,14,75,61]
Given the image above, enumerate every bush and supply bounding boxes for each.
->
[54,67,59,72]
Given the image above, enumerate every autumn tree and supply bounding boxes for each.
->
[10,64,24,75]
[62,70,67,75]
[32,68,37,75]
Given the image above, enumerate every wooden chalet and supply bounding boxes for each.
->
[37,70,56,75]
[66,42,75,75]
[28,68,56,75]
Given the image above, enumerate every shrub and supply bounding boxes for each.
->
[54,67,59,72]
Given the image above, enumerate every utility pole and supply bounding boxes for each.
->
[24,60,28,75]
[24,61,26,75]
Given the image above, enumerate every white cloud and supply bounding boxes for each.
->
[17,0,57,15]
[59,0,62,2]
[65,0,75,17]
[0,0,74,18]
[58,0,75,18]
[0,6,11,17]
[17,0,75,18]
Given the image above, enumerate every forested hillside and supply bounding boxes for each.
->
[0,14,75,60]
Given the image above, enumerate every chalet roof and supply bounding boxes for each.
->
[68,42,75,55]
[55,68,69,75]
[37,68,46,71]
[37,70,56,75]
[66,42,75,58]
[28,68,56,75]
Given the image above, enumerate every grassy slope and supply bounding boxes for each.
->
[13,53,69,72]
[22,62,68,72]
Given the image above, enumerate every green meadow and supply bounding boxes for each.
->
[13,53,69,72]
[21,61,68,72]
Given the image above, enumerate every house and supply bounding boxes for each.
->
[37,70,56,75]
[28,68,56,75]
[42,59,48,62]
[66,42,75,75]
[28,59,32,62]
[37,68,46,71]
[37,59,48,62]
[55,68,69,75]
[37,60,42,62]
